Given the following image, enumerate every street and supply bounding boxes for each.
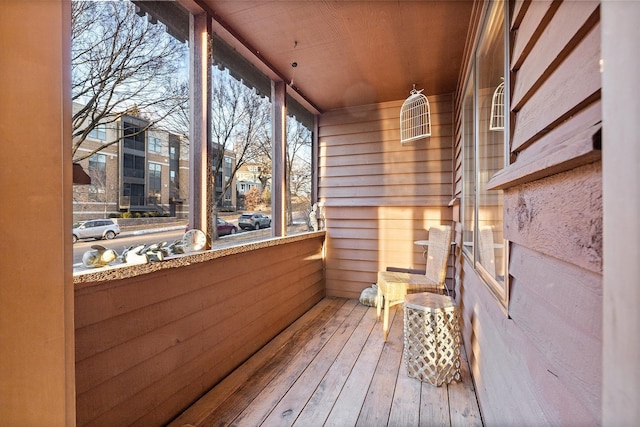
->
[72,224,284,270]
[73,210,311,271]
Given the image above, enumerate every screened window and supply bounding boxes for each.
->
[285,115,313,236]
[462,0,509,307]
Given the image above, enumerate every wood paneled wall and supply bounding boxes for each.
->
[319,95,455,299]
[455,1,602,425]
[74,234,325,426]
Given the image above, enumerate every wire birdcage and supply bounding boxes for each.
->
[490,78,505,131]
[400,86,431,144]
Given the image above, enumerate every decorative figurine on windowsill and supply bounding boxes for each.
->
[309,203,319,231]
[121,244,148,265]
[82,245,118,268]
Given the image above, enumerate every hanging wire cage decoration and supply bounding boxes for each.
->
[490,77,505,131]
[400,85,431,144]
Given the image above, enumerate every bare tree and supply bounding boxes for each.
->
[71,1,188,162]
[285,118,312,225]
[250,115,312,225]
[207,67,271,239]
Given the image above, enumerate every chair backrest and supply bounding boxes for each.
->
[424,225,453,285]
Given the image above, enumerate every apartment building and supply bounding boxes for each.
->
[72,112,189,221]
[72,107,237,221]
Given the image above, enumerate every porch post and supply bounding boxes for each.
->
[271,80,287,236]
[602,1,640,425]
[0,1,75,424]
[311,114,319,204]
[189,12,212,244]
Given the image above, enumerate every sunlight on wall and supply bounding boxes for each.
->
[376,206,444,271]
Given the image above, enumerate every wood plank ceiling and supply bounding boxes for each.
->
[193,0,474,113]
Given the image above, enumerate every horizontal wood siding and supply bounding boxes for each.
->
[319,95,455,298]
[453,1,603,425]
[460,250,602,426]
[74,234,325,426]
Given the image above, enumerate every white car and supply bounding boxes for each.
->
[72,218,121,243]
[238,212,271,230]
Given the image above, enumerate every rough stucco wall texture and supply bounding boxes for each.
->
[503,161,603,273]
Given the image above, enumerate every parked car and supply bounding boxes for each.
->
[238,212,271,230]
[72,218,120,243]
[217,218,238,236]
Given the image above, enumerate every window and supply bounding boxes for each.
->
[148,135,162,153]
[462,79,475,255]
[462,0,509,308]
[123,122,146,151]
[285,115,313,236]
[148,163,161,200]
[224,156,232,177]
[123,153,145,179]
[88,153,107,201]
[88,124,106,140]
[71,0,190,272]
[123,183,145,206]
[88,153,106,171]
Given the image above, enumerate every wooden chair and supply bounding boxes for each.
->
[376,225,453,341]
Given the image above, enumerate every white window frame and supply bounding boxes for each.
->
[461,0,510,311]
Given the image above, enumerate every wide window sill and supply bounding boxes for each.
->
[73,231,326,287]
[487,122,601,191]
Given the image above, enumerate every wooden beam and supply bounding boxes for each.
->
[602,1,640,424]
[189,12,212,244]
[271,81,286,236]
[0,1,75,424]
[312,114,319,204]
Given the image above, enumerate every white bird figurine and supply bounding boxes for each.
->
[121,244,148,265]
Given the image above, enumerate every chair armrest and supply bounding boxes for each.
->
[386,266,424,275]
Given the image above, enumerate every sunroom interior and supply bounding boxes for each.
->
[4,0,639,426]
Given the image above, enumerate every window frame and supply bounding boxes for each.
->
[148,135,162,153]
[148,162,162,198]
[88,123,106,140]
[461,0,510,311]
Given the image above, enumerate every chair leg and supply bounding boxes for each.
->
[383,297,390,342]
[376,286,382,321]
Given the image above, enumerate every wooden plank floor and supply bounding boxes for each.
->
[168,297,483,427]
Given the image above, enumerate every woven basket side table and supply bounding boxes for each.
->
[403,293,461,386]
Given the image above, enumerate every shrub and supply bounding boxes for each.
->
[244,187,262,211]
